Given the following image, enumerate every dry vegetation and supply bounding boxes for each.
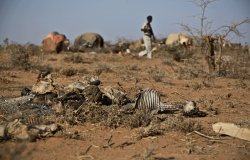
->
[0,37,250,160]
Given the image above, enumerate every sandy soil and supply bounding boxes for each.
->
[0,51,250,160]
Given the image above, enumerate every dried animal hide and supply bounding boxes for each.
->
[103,86,129,105]
[82,85,102,103]
[32,92,58,104]
[21,88,32,96]
[32,73,61,94]
[0,118,59,141]
[64,80,88,92]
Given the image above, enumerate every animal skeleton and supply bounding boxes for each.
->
[133,88,198,115]
[134,88,183,114]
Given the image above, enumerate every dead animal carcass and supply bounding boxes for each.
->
[32,73,61,94]
[102,86,130,105]
[0,118,60,141]
[182,101,199,117]
[132,88,199,116]
[134,88,183,114]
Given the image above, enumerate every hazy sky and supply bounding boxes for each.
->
[0,0,249,45]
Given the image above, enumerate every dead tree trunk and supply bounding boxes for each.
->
[216,35,226,74]
[205,35,215,74]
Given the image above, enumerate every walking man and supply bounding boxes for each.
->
[138,15,155,59]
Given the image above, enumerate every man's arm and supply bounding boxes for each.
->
[151,30,155,42]
[141,28,149,32]
[147,23,155,42]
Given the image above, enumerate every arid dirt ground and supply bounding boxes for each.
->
[0,48,250,160]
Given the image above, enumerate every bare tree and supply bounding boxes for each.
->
[176,0,218,46]
[211,18,250,74]
[176,0,250,74]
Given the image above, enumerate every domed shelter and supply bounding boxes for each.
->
[42,31,69,53]
[74,33,104,49]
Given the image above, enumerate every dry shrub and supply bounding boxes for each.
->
[53,67,62,74]
[122,111,152,129]
[176,67,202,80]
[0,77,12,84]
[63,54,83,63]
[219,61,250,79]
[31,62,53,73]
[149,70,165,82]
[136,122,163,141]
[48,58,57,61]
[131,144,161,160]
[142,145,158,160]
[102,107,152,129]
[235,118,250,129]
[6,42,44,71]
[27,43,42,56]
[96,62,113,72]
[165,116,204,133]
[161,59,176,66]
[197,94,214,111]
[0,45,4,54]
[165,45,195,62]
[0,144,34,160]
[218,48,250,79]
[0,64,11,71]
[75,104,153,129]
[126,64,138,71]
[8,42,32,71]
[60,67,77,76]
[78,68,89,75]
[115,36,136,44]
[234,79,249,90]
[94,69,103,76]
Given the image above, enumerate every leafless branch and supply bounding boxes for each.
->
[211,17,250,38]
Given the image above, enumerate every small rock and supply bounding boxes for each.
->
[225,102,234,108]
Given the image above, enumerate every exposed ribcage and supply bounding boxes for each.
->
[134,88,183,114]
[134,88,160,114]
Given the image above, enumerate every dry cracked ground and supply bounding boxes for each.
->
[0,47,250,160]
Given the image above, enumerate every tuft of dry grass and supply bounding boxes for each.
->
[5,41,48,71]
[71,104,154,129]
[0,144,35,160]
[31,62,53,73]
[126,64,138,71]
[165,116,204,133]
[149,70,165,82]
[60,67,77,76]
[96,62,113,72]
[63,54,83,63]
[78,68,89,75]
[8,42,32,71]
[94,69,103,76]
[161,59,176,66]
[48,58,57,61]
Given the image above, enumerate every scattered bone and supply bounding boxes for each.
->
[213,122,250,141]
[182,101,199,117]
[187,131,222,140]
